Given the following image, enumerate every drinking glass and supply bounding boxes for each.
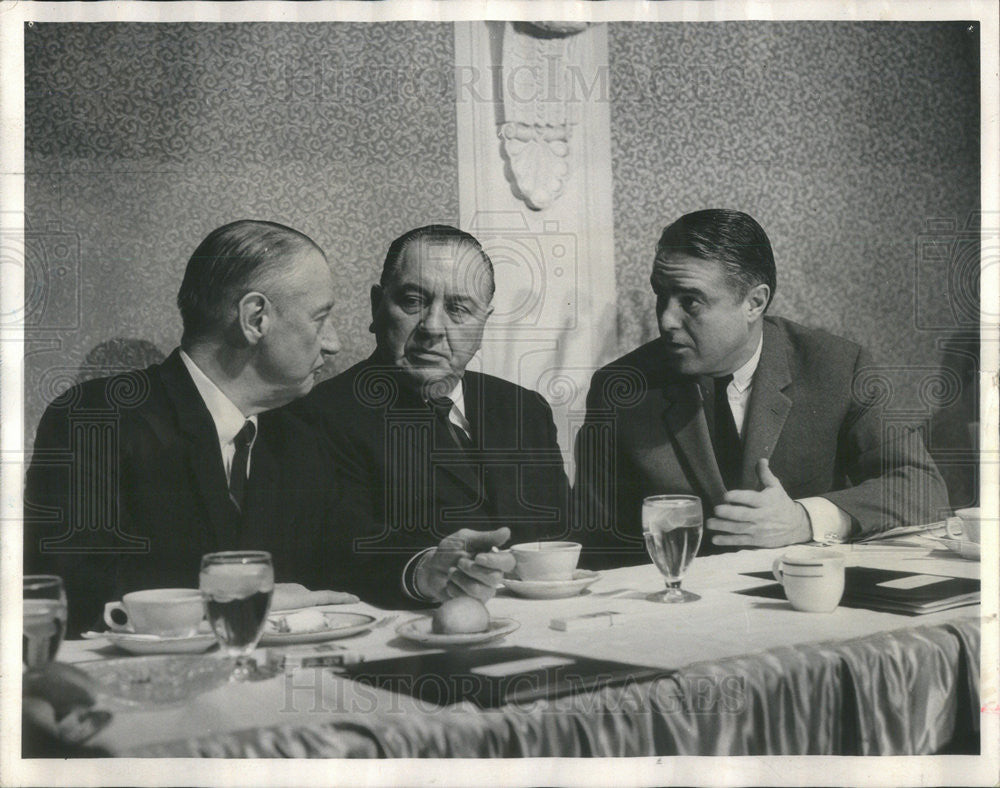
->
[642,495,703,603]
[199,551,274,680]
[23,575,67,669]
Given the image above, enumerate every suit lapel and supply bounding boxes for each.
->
[464,372,499,514]
[384,370,484,507]
[739,320,793,489]
[463,371,486,448]
[661,379,727,504]
[158,351,238,550]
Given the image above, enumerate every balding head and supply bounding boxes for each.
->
[177,220,325,346]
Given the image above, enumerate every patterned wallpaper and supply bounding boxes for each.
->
[608,21,980,364]
[25,21,981,500]
[24,22,459,439]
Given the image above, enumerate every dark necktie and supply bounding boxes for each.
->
[229,420,256,514]
[430,397,472,450]
[711,375,742,489]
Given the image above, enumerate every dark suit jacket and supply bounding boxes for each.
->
[24,349,341,636]
[292,356,570,607]
[573,316,950,568]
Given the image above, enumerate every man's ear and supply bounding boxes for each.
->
[369,284,384,334]
[744,283,770,320]
[238,292,269,345]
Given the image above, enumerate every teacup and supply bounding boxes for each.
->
[772,547,845,613]
[103,588,204,636]
[947,508,983,544]
[509,541,582,582]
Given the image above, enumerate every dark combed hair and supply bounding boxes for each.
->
[380,224,495,300]
[656,209,777,309]
[177,220,322,343]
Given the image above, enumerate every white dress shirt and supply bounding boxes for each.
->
[720,335,852,543]
[179,350,258,484]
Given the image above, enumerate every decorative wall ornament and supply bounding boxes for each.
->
[498,22,591,211]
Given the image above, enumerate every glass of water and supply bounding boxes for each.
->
[199,551,274,681]
[23,575,67,669]
[642,495,704,603]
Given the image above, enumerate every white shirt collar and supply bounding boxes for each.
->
[731,332,763,394]
[179,350,257,446]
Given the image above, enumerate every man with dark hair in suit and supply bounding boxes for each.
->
[294,225,569,607]
[25,220,346,635]
[574,209,949,568]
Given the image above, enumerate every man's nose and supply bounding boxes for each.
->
[321,322,341,356]
[658,298,684,332]
[418,302,447,337]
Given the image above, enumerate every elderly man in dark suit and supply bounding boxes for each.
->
[294,225,569,607]
[25,220,347,635]
[574,209,949,568]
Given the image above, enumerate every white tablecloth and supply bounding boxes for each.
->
[59,541,981,755]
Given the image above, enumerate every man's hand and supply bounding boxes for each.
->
[415,527,516,602]
[23,662,112,748]
[708,459,812,548]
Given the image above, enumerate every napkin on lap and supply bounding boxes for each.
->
[271,583,359,611]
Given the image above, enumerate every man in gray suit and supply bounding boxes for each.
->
[574,209,948,568]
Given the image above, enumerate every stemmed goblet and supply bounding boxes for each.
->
[23,575,68,669]
[199,551,274,681]
[642,495,704,603]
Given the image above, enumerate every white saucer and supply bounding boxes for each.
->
[503,569,601,599]
[82,630,217,655]
[937,538,981,561]
[259,610,378,646]
[395,616,519,646]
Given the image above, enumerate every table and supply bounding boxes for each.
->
[59,543,981,757]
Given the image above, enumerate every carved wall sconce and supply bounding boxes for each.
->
[498,21,592,211]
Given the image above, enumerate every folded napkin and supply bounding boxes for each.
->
[271,583,359,611]
[265,608,329,634]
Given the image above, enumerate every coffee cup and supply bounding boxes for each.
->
[947,508,982,544]
[509,541,582,582]
[772,547,845,613]
[103,588,204,636]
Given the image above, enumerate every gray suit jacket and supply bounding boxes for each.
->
[573,316,950,567]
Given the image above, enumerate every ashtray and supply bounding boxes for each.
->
[77,655,235,708]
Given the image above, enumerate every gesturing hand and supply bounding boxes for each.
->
[415,527,516,602]
[708,459,812,548]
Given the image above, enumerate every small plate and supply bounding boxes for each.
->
[259,610,378,646]
[395,616,519,646]
[938,538,981,561]
[82,630,217,655]
[503,569,601,599]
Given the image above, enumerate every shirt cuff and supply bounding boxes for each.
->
[798,497,853,544]
[401,547,436,602]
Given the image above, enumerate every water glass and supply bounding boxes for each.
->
[24,575,67,669]
[642,495,703,603]
[199,551,274,680]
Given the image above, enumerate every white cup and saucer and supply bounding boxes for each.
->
[501,541,600,599]
[939,508,983,560]
[86,588,216,654]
